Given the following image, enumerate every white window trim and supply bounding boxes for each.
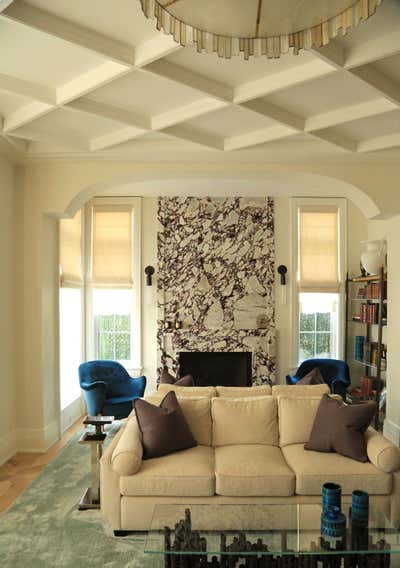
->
[291,197,347,368]
[84,196,142,374]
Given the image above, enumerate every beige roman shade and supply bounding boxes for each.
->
[91,207,133,288]
[59,210,83,287]
[299,206,339,293]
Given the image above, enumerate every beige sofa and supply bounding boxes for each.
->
[100,384,400,532]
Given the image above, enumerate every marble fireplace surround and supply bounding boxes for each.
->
[157,196,276,385]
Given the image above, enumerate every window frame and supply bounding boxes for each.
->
[291,198,347,367]
[84,197,142,374]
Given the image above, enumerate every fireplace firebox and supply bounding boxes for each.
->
[179,352,252,387]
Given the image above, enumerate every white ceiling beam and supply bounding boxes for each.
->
[144,60,233,102]
[305,98,397,132]
[67,98,151,130]
[0,135,26,160]
[349,64,400,106]
[2,0,135,65]
[241,100,305,131]
[134,34,182,67]
[163,125,224,150]
[310,129,357,152]
[358,133,400,153]
[2,101,54,132]
[233,59,335,103]
[0,73,55,104]
[345,28,400,69]
[308,41,346,69]
[224,125,297,151]
[90,127,147,152]
[1,133,28,152]
[152,99,227,130]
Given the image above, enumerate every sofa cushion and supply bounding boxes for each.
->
[215,445,295,497]
[120,445,215,497]
[216,385,272,397]
[212,396,278,447]
[278,396,339,447]
[158,384,216,398]
[145,394,212,446]
[272,384,329,397]
[282,444,392,495]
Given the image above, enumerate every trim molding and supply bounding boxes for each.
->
[61,397,85,435]
[16,420,60,453]
[383,419,400,447]
[0,428,17,465]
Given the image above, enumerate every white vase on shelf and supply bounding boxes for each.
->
[360,240,386,275]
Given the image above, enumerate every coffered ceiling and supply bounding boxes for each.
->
[0,0,400,162]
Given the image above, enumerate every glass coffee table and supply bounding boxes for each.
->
[144,503,400,567]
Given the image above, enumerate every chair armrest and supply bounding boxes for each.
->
[80,380,107,391]
[111,415,143,476]
[115,375,146,399]
[365,427,400,473]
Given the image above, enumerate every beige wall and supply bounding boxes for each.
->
[0,157,16,464]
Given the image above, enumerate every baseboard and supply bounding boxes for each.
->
[17,419,60,453]
[383,419,400,447]
[61,397,85,434]
[0,429,17,465]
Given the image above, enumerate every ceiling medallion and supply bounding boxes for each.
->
[139,0,382,60]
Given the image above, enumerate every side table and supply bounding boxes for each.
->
[78,415,114,510]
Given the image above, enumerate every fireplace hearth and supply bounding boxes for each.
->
[179,352,252,387]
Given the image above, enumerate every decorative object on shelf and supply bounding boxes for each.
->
[360,240,386,276]
[351,490,369,528]
[144,265,155,286]
[78,415,114,510]
[139,0,382,60]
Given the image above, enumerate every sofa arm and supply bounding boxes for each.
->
[365,427,400,473]
[111,415,143,476]
[100,427,124,530]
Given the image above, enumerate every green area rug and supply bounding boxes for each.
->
[0,427,157,568]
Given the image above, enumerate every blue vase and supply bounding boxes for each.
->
[322,483,342,513]
[351,490,369,528]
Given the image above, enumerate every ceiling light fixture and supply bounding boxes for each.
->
[139,0,382,60]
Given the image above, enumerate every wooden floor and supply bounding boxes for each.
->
[0,418,83,514]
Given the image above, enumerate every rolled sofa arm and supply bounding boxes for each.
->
[365,427,400,473]
[111,415,143,476]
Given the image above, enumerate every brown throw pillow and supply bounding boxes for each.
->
[297,368,324,385]
[159,367,176,385]
[175,374,195,387]
[134,391,197,459]
[305,394,376,462]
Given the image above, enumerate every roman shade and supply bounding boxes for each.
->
[59,210,83,287]
[91,207,133,288]
[299,206,339,292]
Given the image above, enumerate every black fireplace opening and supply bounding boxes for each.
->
[179,352,252,387]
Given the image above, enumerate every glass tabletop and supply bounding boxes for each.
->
[144,503,400,557]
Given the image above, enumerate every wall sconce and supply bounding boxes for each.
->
[277,265,287,285]
[144,265,155,286]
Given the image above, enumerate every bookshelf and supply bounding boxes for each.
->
[345,267,387,430]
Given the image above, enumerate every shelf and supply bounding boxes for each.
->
[350,298,387,303]
[352,359,387,372]
[349,319,387,326]
[348,274,386,283]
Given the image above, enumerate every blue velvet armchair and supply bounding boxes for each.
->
[286,358,350,399]
[78,360,146,419]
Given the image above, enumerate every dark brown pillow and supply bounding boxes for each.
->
[305,394,376,462]
[134,391,197,459]
[297,367,324,385]
[175,374,195,387]
[159,367,176,385]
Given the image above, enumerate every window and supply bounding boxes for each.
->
[86,198,141,371]
[295,200,345,365]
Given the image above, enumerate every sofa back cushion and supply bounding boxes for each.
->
[157,384,216,398]
[278,395,340,447]
[272,384,329,398]
[211,396,278,447]
[145,394,212,446]
[216,385,272,398]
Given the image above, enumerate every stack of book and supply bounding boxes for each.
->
[354,336,364,361]
[360,303,379,324]
[366,281,387,299]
